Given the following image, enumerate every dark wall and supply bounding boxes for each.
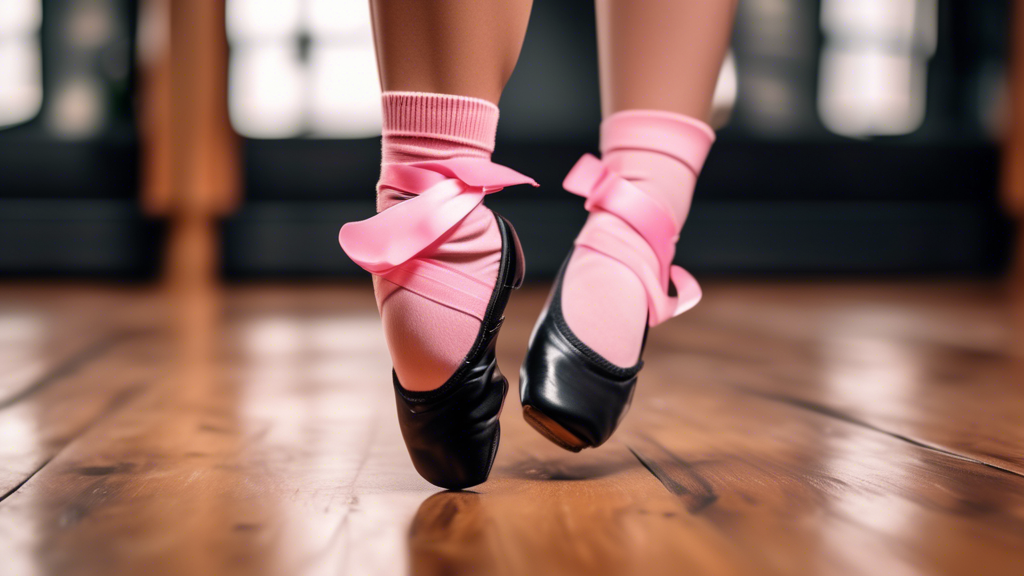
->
[0,0,160,277]
[227,0,1011,278]
[0,0,1012,278]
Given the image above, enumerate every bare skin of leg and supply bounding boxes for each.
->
[366,1,533,392]
[557,1,738,368]
[595,0,738,121]
[369,0,534,105]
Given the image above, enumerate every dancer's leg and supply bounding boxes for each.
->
[561,1,736,367]
[367,0,533,391]
[595,0,736,121]
[370,0,533,105]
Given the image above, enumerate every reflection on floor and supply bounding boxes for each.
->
[0,280,1022,576]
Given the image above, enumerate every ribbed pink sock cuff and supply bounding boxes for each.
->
[382,92,500,154]
[373,92,504,391]
[600,110,716,175]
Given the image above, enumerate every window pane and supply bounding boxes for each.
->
[0,37,43,128]
[0,0,42,129]
[227,0,381,139]
[226,0,302,41]
[229,44,306,138]
[0,0,42,35]
[308,42,381,138]
[818,0,937,137]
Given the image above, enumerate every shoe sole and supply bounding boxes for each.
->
[521,405,589,452]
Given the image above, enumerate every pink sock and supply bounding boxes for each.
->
[561,110,714,367]
[374,92,502,391]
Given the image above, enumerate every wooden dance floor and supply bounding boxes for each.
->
[0,280,1022,575]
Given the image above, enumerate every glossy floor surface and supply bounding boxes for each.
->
[0,281,1022,576]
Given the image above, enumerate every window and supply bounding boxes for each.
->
[818,0,938,137]
[0,0,43,129]
[226,0,381,139]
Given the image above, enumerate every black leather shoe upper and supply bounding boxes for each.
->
[394,213,523,490]
[519,251,646,449]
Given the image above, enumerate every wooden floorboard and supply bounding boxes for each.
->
[0,286,134,403]
[0,281,1021,575]
[0,326,164,499]
[621,384,1024,575]
[628,282,1024,474]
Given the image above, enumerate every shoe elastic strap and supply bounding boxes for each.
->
[563,154,701,326]
[338,158,537,320]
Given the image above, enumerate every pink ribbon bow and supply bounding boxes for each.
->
[339,158,537,319]
[563,154,701,326]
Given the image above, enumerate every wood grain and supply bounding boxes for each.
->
[647,282,1024,476]
[0,281,1021,575]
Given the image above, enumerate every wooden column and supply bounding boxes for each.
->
[1004,0,1024,285]
[138,0,241,288]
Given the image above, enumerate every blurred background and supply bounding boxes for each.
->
[2,4,1024,574]
[0,0,1019,281]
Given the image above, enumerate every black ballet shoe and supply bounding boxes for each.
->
[519,251,648,452]
[394,213,525,490]
[519,151,705,452]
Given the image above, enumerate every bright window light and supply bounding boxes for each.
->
[226,0,302,41]
[0,0,42,129]
[710,51,738,129]
[0,37,43,128]
[229,44,306,138]
[308,42,382,138]
[305,0,372,37]
[822,0,918,43]
[0,0,41,34]
[227,0,382,139]
[818,0,937,137]
[819,46,926,136]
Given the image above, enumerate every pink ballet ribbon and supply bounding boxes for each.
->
[563,154,701,326]
[599,110,716,174]
[339,158,537,319]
